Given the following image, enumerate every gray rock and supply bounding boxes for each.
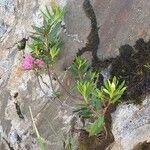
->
[0,0,150,149]
[91,0,150,60]
[0,0,89,149]
[111,96,150,150]
[0,0,15,12]
[0,18,7,37]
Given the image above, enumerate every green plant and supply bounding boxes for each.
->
[26,3,66,145]
[70,56,126,136]
[29,2,66,65]
[22,1,126,146]
[100,76,126,103]
[21,2,67,95]
[69,56,89,80]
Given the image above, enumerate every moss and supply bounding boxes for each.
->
[92,38,150,104]
[110,38,150,104]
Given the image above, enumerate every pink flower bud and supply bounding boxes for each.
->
[34,59,45,68]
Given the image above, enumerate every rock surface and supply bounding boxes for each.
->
[0,0,150,149]
[92,0,150,59]
[111,97,150,150]
[0,0,89,149]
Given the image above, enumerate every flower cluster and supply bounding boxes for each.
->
[22,53,44,70]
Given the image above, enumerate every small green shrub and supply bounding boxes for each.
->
[29,3,66,65]
[70,56,126,136]
[100,76,126,104]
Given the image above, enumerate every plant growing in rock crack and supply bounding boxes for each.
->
[22,1,66,93]
[69,56,126,136]
[29,3,66,65]
[21,1,126,148]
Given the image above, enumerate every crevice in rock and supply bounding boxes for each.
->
[13,92,18,98]
[2,138,14,150]
[14,102,24,119]
[77,0,100,65]
[75,1,115,149]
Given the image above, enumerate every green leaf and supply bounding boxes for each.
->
[91,95,101,110]
[50,46,60,61]
[30,36,43,43]
[32,25,43,34]
[49,22,61,38]
[110,82,116,93]
[85,116,104,136]
[74,106,91,118]
[112,76,118,86]
[117,81,125,91]
[45,6,53,19]
[112,95,121,103]
[103,89,110,95]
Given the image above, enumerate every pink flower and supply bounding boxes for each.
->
[22,53,33,70]
[34,59,45,67]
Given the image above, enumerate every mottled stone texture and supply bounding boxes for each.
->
[92,0,150,59]
[0,0,88,149]
[111,97,150,150]
[0,0,150,150]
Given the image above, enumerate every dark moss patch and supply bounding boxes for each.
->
[92,38,150,104]
[111,38,150,104]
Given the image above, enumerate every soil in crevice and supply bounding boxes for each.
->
[78,106,115,150]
